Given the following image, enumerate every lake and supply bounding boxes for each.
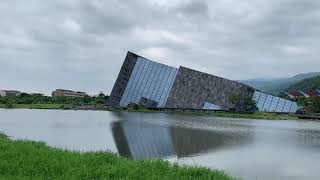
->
[1,109,320,180]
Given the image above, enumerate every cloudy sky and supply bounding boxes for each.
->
[1,0,320,95]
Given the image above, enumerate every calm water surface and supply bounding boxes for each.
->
[1,109,320,180]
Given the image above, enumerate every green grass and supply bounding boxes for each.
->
[0,133,235,180]
[0,104,72,109]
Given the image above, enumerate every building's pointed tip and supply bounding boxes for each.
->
[126,51,139,58]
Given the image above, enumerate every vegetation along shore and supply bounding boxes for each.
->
[0,92,301,120]
[0,133,235,180]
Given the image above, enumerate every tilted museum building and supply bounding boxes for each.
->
[109,52,298,113]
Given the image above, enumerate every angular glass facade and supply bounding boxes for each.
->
[110,52,299,113]
[253,91,298,113]
[119,57,178,107]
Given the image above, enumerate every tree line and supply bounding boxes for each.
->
[0,93,109,106]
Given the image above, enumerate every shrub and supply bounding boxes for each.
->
[229,93,258,113]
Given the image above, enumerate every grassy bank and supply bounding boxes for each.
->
[0,104,298,120]
[120,108,298,120]
[184,111,298,120]
[0,133,234,180]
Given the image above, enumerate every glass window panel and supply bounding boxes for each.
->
[253,91,261,101]
[133,59,150,103]
[125,60,144,105]
[120,65,138,106]
[256,94,264,109]
[273,98,281,112]
[134,60,149,102]
[120,60,141,106]
[290,103,298,113]
[133,59,148,104]
[155,66,170,107]
[156,66,169,103]
[269,97,279,112]
[150,64,165,102]
[142,61,156,99]
[289,101,295,111]
[257,93,267,111]
[262,95,272,111]
[160,67,171,104]
[145,63,160,99]
[266,95,275,112]
[276,98,286,112]
[159,68,174,107]
[282,100,288,112]
[203,102,221,110]
[147,64,158,100]
[283,100,292,112]
[283,100,291,112]
[254,92,298,113]
[162,68,178,106]
[158,67,174,107]
[141,60,154,99]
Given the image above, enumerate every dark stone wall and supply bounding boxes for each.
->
[165,67,254,109]
[108,52,138,106]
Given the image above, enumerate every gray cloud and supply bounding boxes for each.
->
[175,1,209,18]
[0,0,320,95]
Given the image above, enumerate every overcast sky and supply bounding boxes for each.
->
[1,0,320,95]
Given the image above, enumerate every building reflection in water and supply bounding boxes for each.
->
[111,113,254,160]
[112,121,175,159]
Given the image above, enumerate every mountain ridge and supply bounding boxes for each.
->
[241,72,320,95]
[285,76,320,92]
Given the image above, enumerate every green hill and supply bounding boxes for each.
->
[285,76,320,92]
[241,72,320,95]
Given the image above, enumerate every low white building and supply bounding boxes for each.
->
[52,89,87,98]
[0,90,5,97]
[0,90,21,97]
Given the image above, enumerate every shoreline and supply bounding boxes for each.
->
[0,132,235,179]
[0,103,299,120]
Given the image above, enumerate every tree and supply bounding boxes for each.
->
[229,93,258,113]
[297,96,320,113]
[94,97,105,104]
[93,93,109,105]
[0,96,9,104]
[82,95,93,104]
[297,97,309,107]
[5,99,14,108]
[0,93,110,107]
[314,97,320,112]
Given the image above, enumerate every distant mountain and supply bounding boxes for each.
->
[289,72,320,82]
[241,72,320,95]
[285,76,320,92]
